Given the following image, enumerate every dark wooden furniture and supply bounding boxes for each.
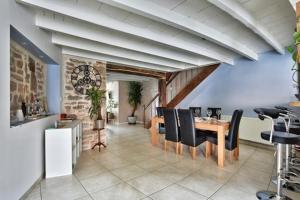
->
[92,128,107,152]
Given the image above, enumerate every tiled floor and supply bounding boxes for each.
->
[25,124,300,200]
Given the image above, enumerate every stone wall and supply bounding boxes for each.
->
[10,40,46,116]
[62,54,106,151]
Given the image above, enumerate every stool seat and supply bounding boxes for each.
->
[274,124,300,135]
[261,131,300,144]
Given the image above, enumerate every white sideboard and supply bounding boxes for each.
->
[45,120,82,178]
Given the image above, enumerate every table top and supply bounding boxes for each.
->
[154,116,230,131]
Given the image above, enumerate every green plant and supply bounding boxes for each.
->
[287,32,300,84]
[128,81,143,117]
[86,87,106,120]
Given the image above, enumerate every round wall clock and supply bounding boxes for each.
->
[71,65,102,94]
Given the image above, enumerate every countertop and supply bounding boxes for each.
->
[10,114,56,128]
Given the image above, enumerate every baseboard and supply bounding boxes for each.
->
[19,174,44,200]
[240,139,274,151]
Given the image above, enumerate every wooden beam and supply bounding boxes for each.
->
[167,64,220,108]
[159,79,167,106]
[107,64,166,79]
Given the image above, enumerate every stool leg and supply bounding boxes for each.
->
[285,144,290,178]
[277,143,283,198]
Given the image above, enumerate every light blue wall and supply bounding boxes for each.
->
[179,51,298,117]
[47,64,61,114]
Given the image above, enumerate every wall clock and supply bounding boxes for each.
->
[71,65,102,94]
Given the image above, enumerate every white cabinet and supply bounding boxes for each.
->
[45,120,82,178]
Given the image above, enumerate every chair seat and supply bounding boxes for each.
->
[206,133,234,150]
[261,131,300,144]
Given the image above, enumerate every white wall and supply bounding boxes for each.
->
[0,1,62,199]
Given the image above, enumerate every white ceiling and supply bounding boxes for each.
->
[17,0,295,72]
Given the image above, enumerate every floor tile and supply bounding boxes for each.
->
[80,172,122,193]
[152,165,192,183]
[136,158,167,171]
[40,176,88,200]
[150,184,207,200]
[91,182,146,200]
[111,164,148,181]
[211,184,256,200]
[74,163,108,180]
[127,173,173,195]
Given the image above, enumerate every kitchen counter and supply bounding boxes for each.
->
[10,114,56,128]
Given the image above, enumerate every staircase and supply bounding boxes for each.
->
[143,64,219,128]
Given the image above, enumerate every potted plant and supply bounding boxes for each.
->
[86,87,106,129]
[128,81,143,124]
[287,31,300,100]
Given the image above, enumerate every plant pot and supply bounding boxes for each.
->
[95,119,105,129]
[128,116,137,124]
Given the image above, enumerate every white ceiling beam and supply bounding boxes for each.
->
[208,0,285,54]
[17,0,234,64]
[289,0,298,11]
[62,47,177,72]
[52,33,198,70]
[97,0,258,60]
[35,12,219,67]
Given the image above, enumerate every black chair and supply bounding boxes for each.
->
[177,109,208,159]
[206,109,243,161]
[156,107,165,134]
[189,107,202,118]
[207,107,222,119]
[163,109,181,154]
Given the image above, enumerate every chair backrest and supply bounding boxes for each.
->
[156,107,165,117]
[189,107,202,118]
[177,109,197,146]
[227,109,243,150]
[163,109,180,142]
[207,107,222,119]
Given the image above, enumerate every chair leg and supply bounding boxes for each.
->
[205,142,212,159]
[180,143,183,155]
[229,151,234,162]
[164,140,168,151]
[191,147,197,160]
[175,142,180,154]
[234,148,239,160]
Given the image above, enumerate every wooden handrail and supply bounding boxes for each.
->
[143,93,159,128]
[144,93,160,110]
[166,72,180,86]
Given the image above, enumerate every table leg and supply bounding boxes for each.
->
[151,117,158,145]
[217,126,225,167]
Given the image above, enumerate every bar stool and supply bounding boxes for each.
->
[254,108,300,200]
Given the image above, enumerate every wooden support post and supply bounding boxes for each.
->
[159,78,167,106]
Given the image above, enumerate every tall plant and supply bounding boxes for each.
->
[287,32,300,85]
[128,81,143,117]
[86,87,106,120]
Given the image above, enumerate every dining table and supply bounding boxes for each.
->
[150,116,239,167]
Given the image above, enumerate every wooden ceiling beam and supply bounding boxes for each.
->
[107,64,166,79]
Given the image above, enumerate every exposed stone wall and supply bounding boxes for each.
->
[62,54,106,151]
[10,40,46,116]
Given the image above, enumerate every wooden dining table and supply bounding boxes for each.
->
[150,116,238,167]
